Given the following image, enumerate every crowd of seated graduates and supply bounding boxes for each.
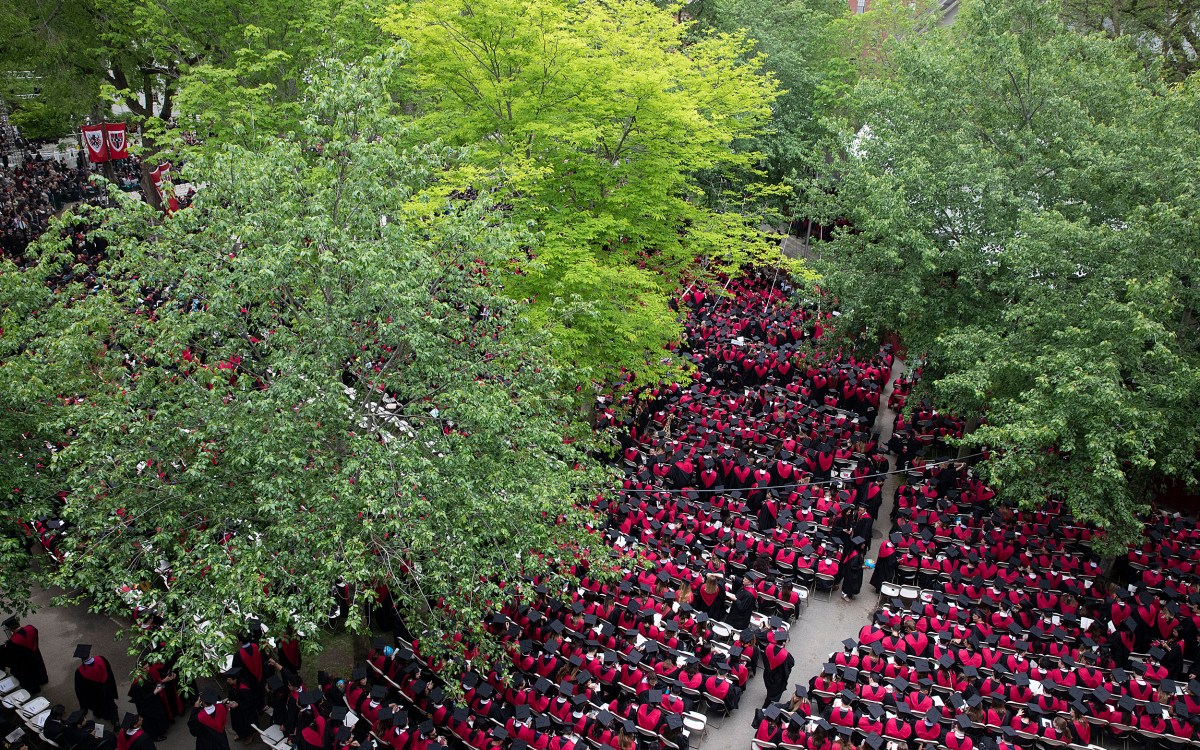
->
[756,372,1200,750]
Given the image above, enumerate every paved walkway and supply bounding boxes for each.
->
[702,357,906,749]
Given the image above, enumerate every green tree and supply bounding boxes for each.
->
[694,0,847,183]
[381,0,783,387]
[0,55,609,677]
[796,0,1200,547]
[0,0,384,200]
[1061,0,1199,80]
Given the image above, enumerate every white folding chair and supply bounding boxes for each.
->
[18,696,50,720]
[1,688,31,709]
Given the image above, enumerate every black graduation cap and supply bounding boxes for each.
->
[300,689,323,707]
[121,713,139,731]
[956,715,973,730]
[1118,695,1136,711]
[892,677,910,692]
[267,674,284,691]
[852,536,866,546]
[74,644,92,660]
[1111,668,1129,683]
[938,653,955,669]
[393,710,411,728]
[842,638,857,650]
[330,706,349,723]
[370,685,387,701]
[200,687,220,705]
[822,662,837,675]
[1,616,17,629]
[865,733,884,750]
[666,714,684,731]
[534,677,552,695]
[844,667,859,683]
[924,708,940,724]
[492,728,510,741]
[794,685,808,698]
[66,710,86,724]
[595,710,614,727]
[336,726,353,744]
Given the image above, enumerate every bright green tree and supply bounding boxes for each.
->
[381,0,783,387]
[796,0,1200,547]
[0,55,609,676]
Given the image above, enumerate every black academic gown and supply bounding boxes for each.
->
[117,728,159,750]
[67,721,110,750]
[869,549,897,591]
[5,625,49,689]
[188,706,232,750]
[726,587,755,630]
[841,552,865,597]
[76,657,120,722]
[129,680,172,739]
[762,647,795,703]
[227,681,258,740]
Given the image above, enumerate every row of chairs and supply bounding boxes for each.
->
[0,669,59,747]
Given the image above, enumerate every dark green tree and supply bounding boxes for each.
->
[796,0,1200,547]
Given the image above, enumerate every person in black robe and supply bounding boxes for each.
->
[116,713,158,750]
[852,507,875,542]
[223,668,258,744]
[726,578,756,630]
[65,709,111,750]
[188,688,232,750]
[2,617,49,692]
[42,704,68,746]
[232,636,266,713]
[128,672,172,741]
[761,641,795,707]
[74,645,120,723]
[840,539,866,601]
[869,534,900,591]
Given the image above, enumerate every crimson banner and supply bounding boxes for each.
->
[81,124,108,163]
[105,123,129,160]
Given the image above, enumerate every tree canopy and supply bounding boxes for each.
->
[382,0,785,386]
[796,0,1200,547]
[0,56,609,676]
